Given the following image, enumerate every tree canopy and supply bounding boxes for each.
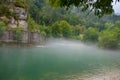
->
[49,0,120,17]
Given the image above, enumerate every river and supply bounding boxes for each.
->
[0,39,120,80]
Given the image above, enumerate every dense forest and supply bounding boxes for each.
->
[0,0,120,49]
[28,0,120,49]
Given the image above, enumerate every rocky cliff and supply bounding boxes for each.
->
[0,1,41,44]
[8,6,28,30]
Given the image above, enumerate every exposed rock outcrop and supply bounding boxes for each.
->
[8,6,28,30]
[0,2,41,44]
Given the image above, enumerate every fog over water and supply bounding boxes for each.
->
[0,39,120,80]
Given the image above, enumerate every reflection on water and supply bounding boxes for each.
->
[0,39,120,80]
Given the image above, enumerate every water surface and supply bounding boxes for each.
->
[0,40,120,80]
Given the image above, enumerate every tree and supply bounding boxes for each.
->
[49,0,119,17]
[98,29,118,48]
[40,25,52,37]
[29,0,45,23]
[28,17,40,32]
[74,25,85,35]
[114,21,120,47]
[114,21,120,28]
[83,27,99,42]
[0,4,11,17]
[61,20,72,38]
[105,23,114,30]
[98,20,120,49]
[51,20,72,38]
[51,21,63,37]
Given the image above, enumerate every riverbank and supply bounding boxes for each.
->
[0,41,45,47]
[1,38,120,51]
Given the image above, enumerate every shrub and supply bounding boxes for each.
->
[98,30,118,48]
[83,27,99,42]
[14,0,27,9]
[28,17,40,32]
[51,20,72,38]
[40,25,52,37]
[13,27,23,43]
[0,5,11,17]
[0,21,6,37]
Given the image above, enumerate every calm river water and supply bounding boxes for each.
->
[0,40,120,80]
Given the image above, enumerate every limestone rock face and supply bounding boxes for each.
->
[8,17,17,28]
[14,7,27,20]
[18,20,28,30]
[8,6,28,30]
[0,1,41,43]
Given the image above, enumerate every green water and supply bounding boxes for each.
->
[0,40,120,80]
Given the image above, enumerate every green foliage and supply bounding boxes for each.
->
[28,0,46,24]
[51,21,63,37]
[49,0,116,17]
[114,21,120,28]
[98,30,118,48]
[14,27,23,43]
[83,27,99,42]
[41,31,46,38]
[51,20,72,38]
[72,36,82,40]
[60,20,72,38]
[114,28,120,47]
[27,0,120,49]
[0,21,6,37]
[98,21,120,49]
[49,0,61,7]
[105,23,114,30]
[0,0,27,19]
[29,0,120,30]
[0,0,10,4]
[28,17,40,32]
[14,0,27,8]
[0,5,11,17]
[2,17,9,24]
[40,25,52,37]
[73,25,85,36]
